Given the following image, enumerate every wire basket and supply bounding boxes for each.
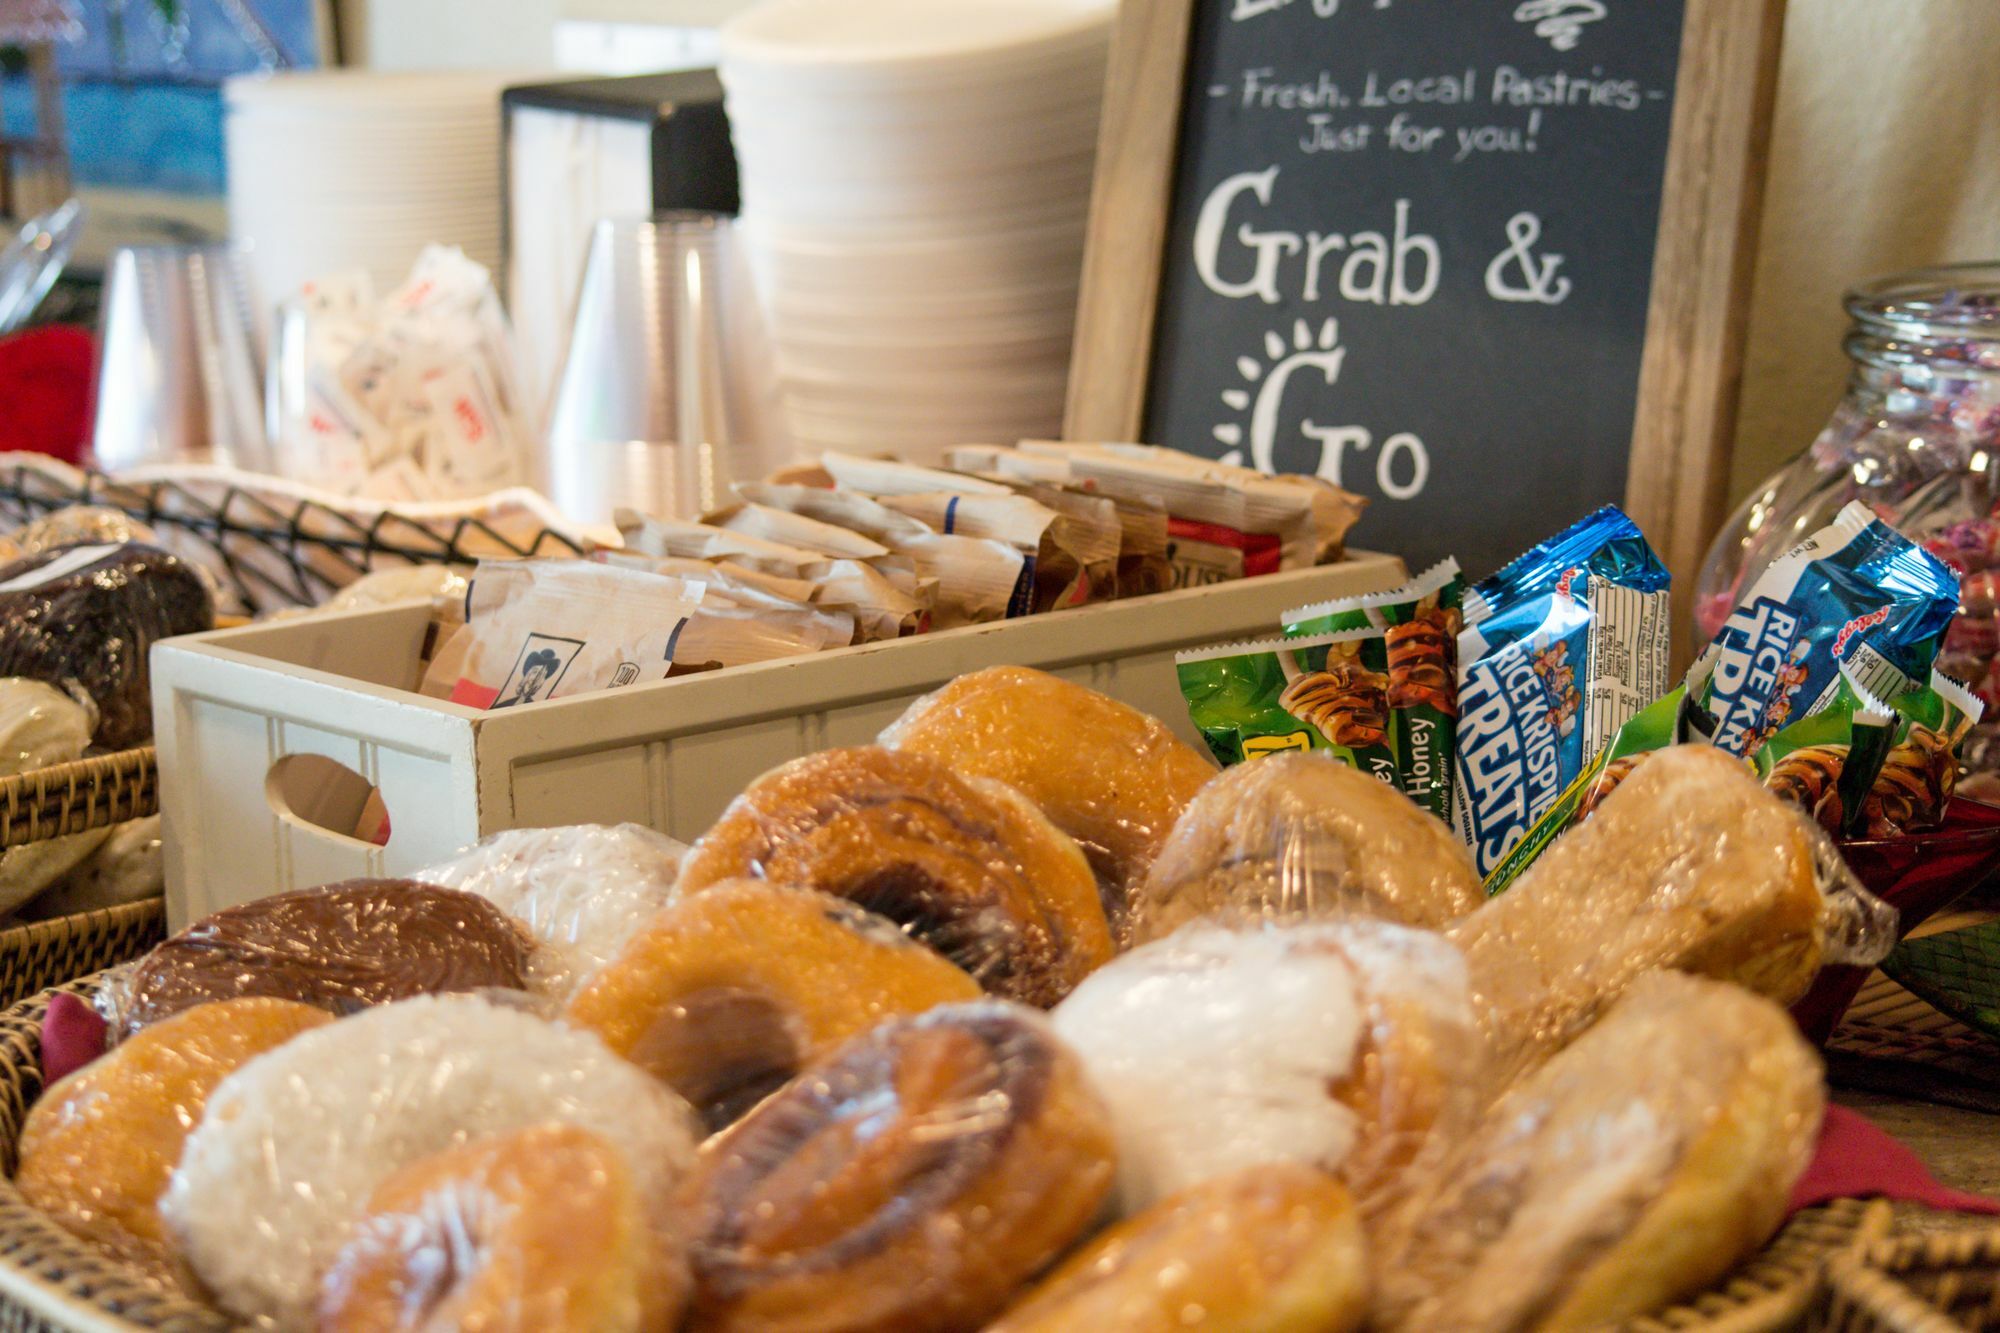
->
[0,455,586,617]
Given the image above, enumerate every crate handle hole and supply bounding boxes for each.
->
[265,755,392,848]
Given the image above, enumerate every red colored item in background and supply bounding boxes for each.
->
[0,325,94,465]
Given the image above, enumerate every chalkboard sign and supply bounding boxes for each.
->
[1068,0,1787,589]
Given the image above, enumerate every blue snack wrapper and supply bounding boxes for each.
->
[1687,500,1961,759]
[1452,507,1672,878]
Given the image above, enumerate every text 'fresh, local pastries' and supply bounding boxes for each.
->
[678,746,1112,1006]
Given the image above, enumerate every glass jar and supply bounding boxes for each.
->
[1696,262,2000,773]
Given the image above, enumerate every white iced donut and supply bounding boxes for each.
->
[162,994,700,1331]
[1052,924,1365,1214]
[416,823,687,997]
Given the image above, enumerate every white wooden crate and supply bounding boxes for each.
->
[152,554,1405,927]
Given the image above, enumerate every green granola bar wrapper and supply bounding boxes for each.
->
[1753,669,1896,838]
[1177,628,1402,788]
[1281,559,1462,819]
[1858,671,1984,838]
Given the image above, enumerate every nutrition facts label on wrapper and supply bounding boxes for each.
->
[1584,582,1671,760]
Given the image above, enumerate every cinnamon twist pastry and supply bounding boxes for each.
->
[679,747,1112,1006]
[879,667,1218,926]
[988,1164,1367,1333]
[566,881,981,1130]
[680,1002,1116,1332]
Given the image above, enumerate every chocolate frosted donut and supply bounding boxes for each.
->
[111,880,532,1037]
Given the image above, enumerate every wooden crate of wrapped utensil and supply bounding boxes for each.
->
[0,751,166,1010]
[0,970,1902,1333]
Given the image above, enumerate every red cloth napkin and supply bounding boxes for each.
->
[1790,1103,2000,1215]
[0,325,94,464]
[40,991,107,1086]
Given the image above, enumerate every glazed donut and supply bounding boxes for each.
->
[681,1001,1116,1332]
[879,666,1217,925]
[566,881,982,1130]
[108,879,533,1037]
[1131,752,1484,942]
[1450,745,1833,1079]
[1373,971,1824,1332]
[417,823,688,997]
[162,994,700,1330]
[988,1163,1368,1333]
[16,997,332,1267]
[678,746,1111,1006]
[319,1123,681,1333]
[1052,920,1477,1216]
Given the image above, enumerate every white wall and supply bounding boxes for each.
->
[353,0,563,71]
[1731,0,2000,497]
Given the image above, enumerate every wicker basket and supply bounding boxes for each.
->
[0,752,157,854]
[0,978,1904,1333]
[0,749,167,1012]
[1823,1227,2000,1331]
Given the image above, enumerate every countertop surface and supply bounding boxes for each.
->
[1836,1088,2000,1233]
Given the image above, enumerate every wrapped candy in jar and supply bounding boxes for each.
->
[1698,263,2000,780]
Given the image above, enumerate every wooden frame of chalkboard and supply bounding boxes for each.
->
[1066,0,1787,614]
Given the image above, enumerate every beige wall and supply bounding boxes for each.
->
[1731,0,2000,498]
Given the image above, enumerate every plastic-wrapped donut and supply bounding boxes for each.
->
[1052,920,1479,1216]
[1132,753,1484,942]
[879,666,1218,928]
[567,880,981,1130]
[161,994,700,1330]
[988,1163,1367,1333]
[678,746,1112,1006]
[416,823,688,997]
[319,1123,683,1332]
[102,879,534,1038]
[681,1001,1116,1332]
[16,997,332,1267]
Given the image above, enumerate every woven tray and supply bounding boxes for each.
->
[0,752,157,854]
[0,904,163,1015]
[1828,972,2000,1115]
[0,981,1902,1333]
[1823,1226,2000,1331]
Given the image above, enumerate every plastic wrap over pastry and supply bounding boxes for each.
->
[318,1123,684,1333]
[0,678,110,916]
[989,1163,1369,1333]
[1373,971,1824,1332]
[98,879,535,1038]
[0,542,214,749]
[162,994,701,1330]
[16,997,333,1269]
[1449,743,1895,1079]
[567,880,981,1131]
[1132,752,1484,943]
[1052,919,1481,1216]
[0,506,156,565]
[415,823,687,998]
[680,1001,1116,1332]
[878,666,1218,931]
[21,815,164,919]
[679,746,1113,1006]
